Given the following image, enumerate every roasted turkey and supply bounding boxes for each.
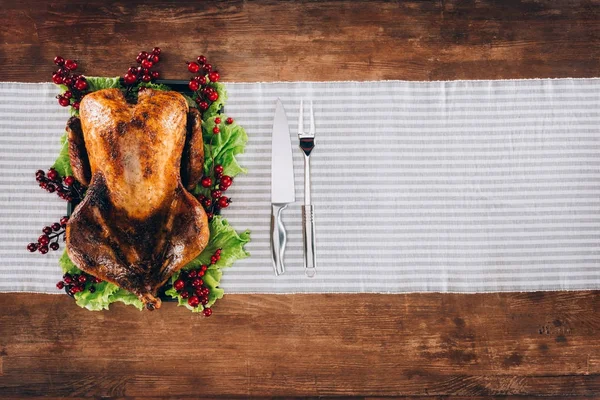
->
[65,88,210,310]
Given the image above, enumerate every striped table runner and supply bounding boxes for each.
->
[1,79,599,294]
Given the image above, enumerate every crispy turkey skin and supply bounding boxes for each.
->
[65,88,209,310]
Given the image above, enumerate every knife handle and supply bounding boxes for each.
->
[270,204,288,276]
[302,205,317,277]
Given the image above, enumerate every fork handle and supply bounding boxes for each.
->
[302,205,317,277]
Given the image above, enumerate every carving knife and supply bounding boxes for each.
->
[270,99,296,276]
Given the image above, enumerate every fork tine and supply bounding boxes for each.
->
[298,99,304,135]
[309,100,315,136]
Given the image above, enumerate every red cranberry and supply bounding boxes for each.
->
[123,73,137,85]
[200,177,212,188]
[54,56,65,66]
[50,242,59,251]
[152,47,161,55]
[203,308,212,317]
[188,80,200,91]
[63,176,75,186]
[208,91,219,102]
[180,291,189,299]
[214,165,224,175]
[63,274,73,284]
[211,190,222,199]
[187,62,200,73]
[194,76,207,85]
[38,245,49,254]
[197,55,207,64]
[206,212,214,220]
[60,216,69,227]
[42,226,52,235]
[51,222,61,231]
[204,64,213,73]
[198,101,209,111]
[56,281,64,289]
[208,71,220,83]
[188,270,197,278]
[58,96,70,107]
[226,117,234,124]
[191,278,203,287]
[212,126,220,134]
[188,295,200,307]
[220,175,233,190]
[64,59,77,71]
[74,79,88,91]
[214,117,221,124]
[141,59,153,69]
[173,279,185,291]
[63,91,72,99]
[141,74,152,83]
[27,243,38,252]
[72,102,80,110]
[218,196,231,208]
[52,74,64,84]
[38,235,50,246]
[78,275,87,283]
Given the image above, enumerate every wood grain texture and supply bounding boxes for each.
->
[0,0,599,82]
[0,292,599,398]
[1,0,600,397]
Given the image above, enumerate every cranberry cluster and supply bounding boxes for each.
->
[172,248,222,317]
[36,168,85,203]
[123,47,162,85]
[52,56,87,111]
[186,55,220,112]
[197,160,233,221]
[56,272,103,297]
[27,216,69,254]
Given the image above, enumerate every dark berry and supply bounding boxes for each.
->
[191,278,203,287]
[151,71,159,79]
[74,79,88,91]
[208,71,220,83]
[50,242,59,251]
[56,281,64,289]
[187,62,200,73]
[188,270,197,278]
[63,274,73,284]
[38,245,49,254]
[64,59,77,71]
[203,308,212,317]
[188,295,200,307]
[189,80,200,91]
[27,243,38,252]
[218,196,231,208]
[206,212,214,220]
[47,168,59,181]
[123,73,137,85]
[89,286,96,293]
[38,235,50,246]
[200,177,212,188]
[180,291,189,299]
[52,74,64,84]
[63,176,75,186]
[197,55,207,64]
[60,216,69,227]
[141,74,152,83]
[72,102,80,110]
[78,275,87,283]
[54,56,65,66]
[194,75,207,85]
[220,175,233,190]
[42,226,52,235]
[58,96,70,107]
[204,64,213,73]
[51,222,61,231]
[63,91,72,99]
[211,190,222,199]
[173,279,185,291]
[152,47,161,55]
[214,165,224,175]
[198,101,209,111]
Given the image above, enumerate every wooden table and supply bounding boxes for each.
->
[1,1,599,398]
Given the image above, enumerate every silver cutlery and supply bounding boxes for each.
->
[270,99,296,276]
[298,100,317,278]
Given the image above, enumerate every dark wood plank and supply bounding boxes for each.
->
[1,0,600,397]
[0,292,599,397]
[0,0,599,82]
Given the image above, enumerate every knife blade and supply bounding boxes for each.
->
[270,99,295,276]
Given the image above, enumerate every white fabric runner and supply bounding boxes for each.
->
[1,79,600,294]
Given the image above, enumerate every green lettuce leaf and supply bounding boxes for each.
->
[51,134,73,178]
[138,81,172,91]
[201,115,248,178]
[85,76,123,91]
